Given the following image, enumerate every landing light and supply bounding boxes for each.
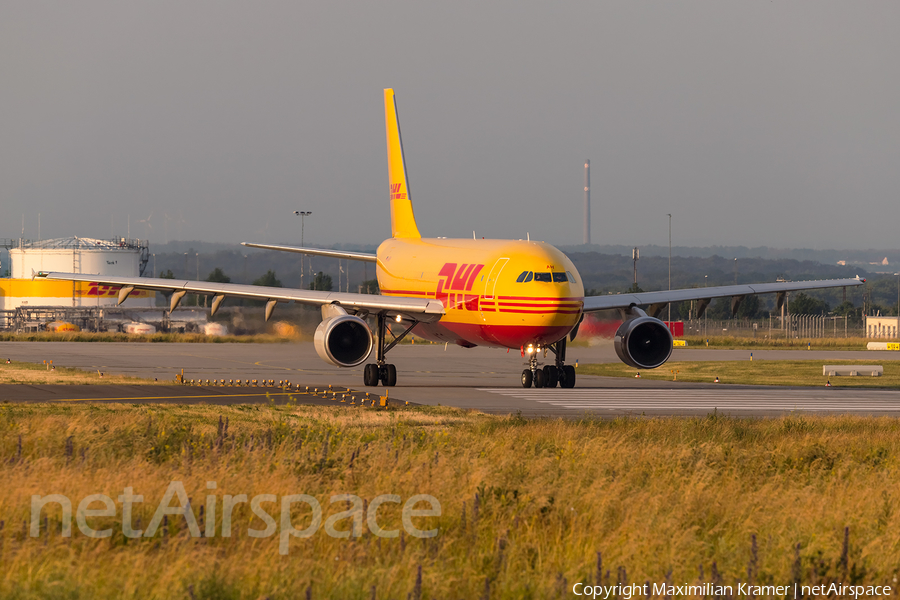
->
[526,344,534,354]
[395,315,402,322]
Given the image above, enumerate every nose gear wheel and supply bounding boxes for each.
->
[520,338,576,389]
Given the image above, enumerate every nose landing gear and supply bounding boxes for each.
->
[521,353,545,388]
[519,338,576,389]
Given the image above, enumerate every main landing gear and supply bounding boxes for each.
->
[364,363,396,387]
[521,338,576,389]
[363,313,416,387]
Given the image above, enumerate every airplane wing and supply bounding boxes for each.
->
[35,272,443,322]
[583,277,865,317]
[241,242,377,262]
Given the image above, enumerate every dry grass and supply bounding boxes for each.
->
[1,404,899,598]
[681,335,872,350]
[580,360,900,388]
[0,360,165,385]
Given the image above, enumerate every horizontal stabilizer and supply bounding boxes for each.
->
[241,242,377,263]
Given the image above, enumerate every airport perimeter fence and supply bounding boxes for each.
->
[683,315,867,339]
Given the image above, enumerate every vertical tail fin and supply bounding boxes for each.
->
[384,88,421,239]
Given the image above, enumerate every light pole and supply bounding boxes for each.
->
[196,253,203,307]
[242,255,248,306]
[895,272,899,339]
[667,214,671,324]
[182,252,189,307]
[293,211,311,288]
[632,247,639,291]
[704,275,708,339]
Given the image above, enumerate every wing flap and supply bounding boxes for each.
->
[583,277,865,313]
[37,272,444,322]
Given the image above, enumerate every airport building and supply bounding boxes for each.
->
[865,315,900,339]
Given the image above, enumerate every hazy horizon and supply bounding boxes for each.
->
[3,2,898,250]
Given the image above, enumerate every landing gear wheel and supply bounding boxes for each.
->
[380,363,397,387]
[370,313,413,388]
[533,368,545,388]
[560,365,576,388]
[543,365,559,388]
[521,369,533,388]
[363,364,379,387]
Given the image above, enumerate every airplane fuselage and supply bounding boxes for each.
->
[377,238,584,349]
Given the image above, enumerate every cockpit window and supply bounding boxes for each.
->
[529,271,573,283]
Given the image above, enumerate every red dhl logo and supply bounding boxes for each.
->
[436,263,484,311]
[382,262,581,315]
[79,284,152,298]
[389,183,407,200]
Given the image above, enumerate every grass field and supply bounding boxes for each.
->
[571,335,879,350]
[680,336,875,350]
[0,360,166,385]
[1,403,898,598]
[580,360,900,388]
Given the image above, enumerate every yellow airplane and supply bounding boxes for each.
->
[39,89,865,389]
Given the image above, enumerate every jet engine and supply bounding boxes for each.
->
[314,313,373,367]
[614,312,673,370]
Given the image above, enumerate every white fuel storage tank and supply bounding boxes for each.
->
[2,237,153,309]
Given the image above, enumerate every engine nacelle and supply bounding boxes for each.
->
[314,314,374,367]
[614,315,674,370]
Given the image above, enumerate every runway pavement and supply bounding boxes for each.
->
[477,387,900,416]
[1,340,899,416]
[0,383,383,406]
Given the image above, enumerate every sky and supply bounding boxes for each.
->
[2,2,898,251]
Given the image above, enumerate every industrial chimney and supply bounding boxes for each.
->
[583,160,591,245]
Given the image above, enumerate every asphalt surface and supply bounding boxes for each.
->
[1,340,899,416]
[0,384,375,406]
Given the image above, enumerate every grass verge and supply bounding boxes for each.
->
[0,360,164,385]
[580,360,900,388]
[1,404,898,598]
[680,336,875,350]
